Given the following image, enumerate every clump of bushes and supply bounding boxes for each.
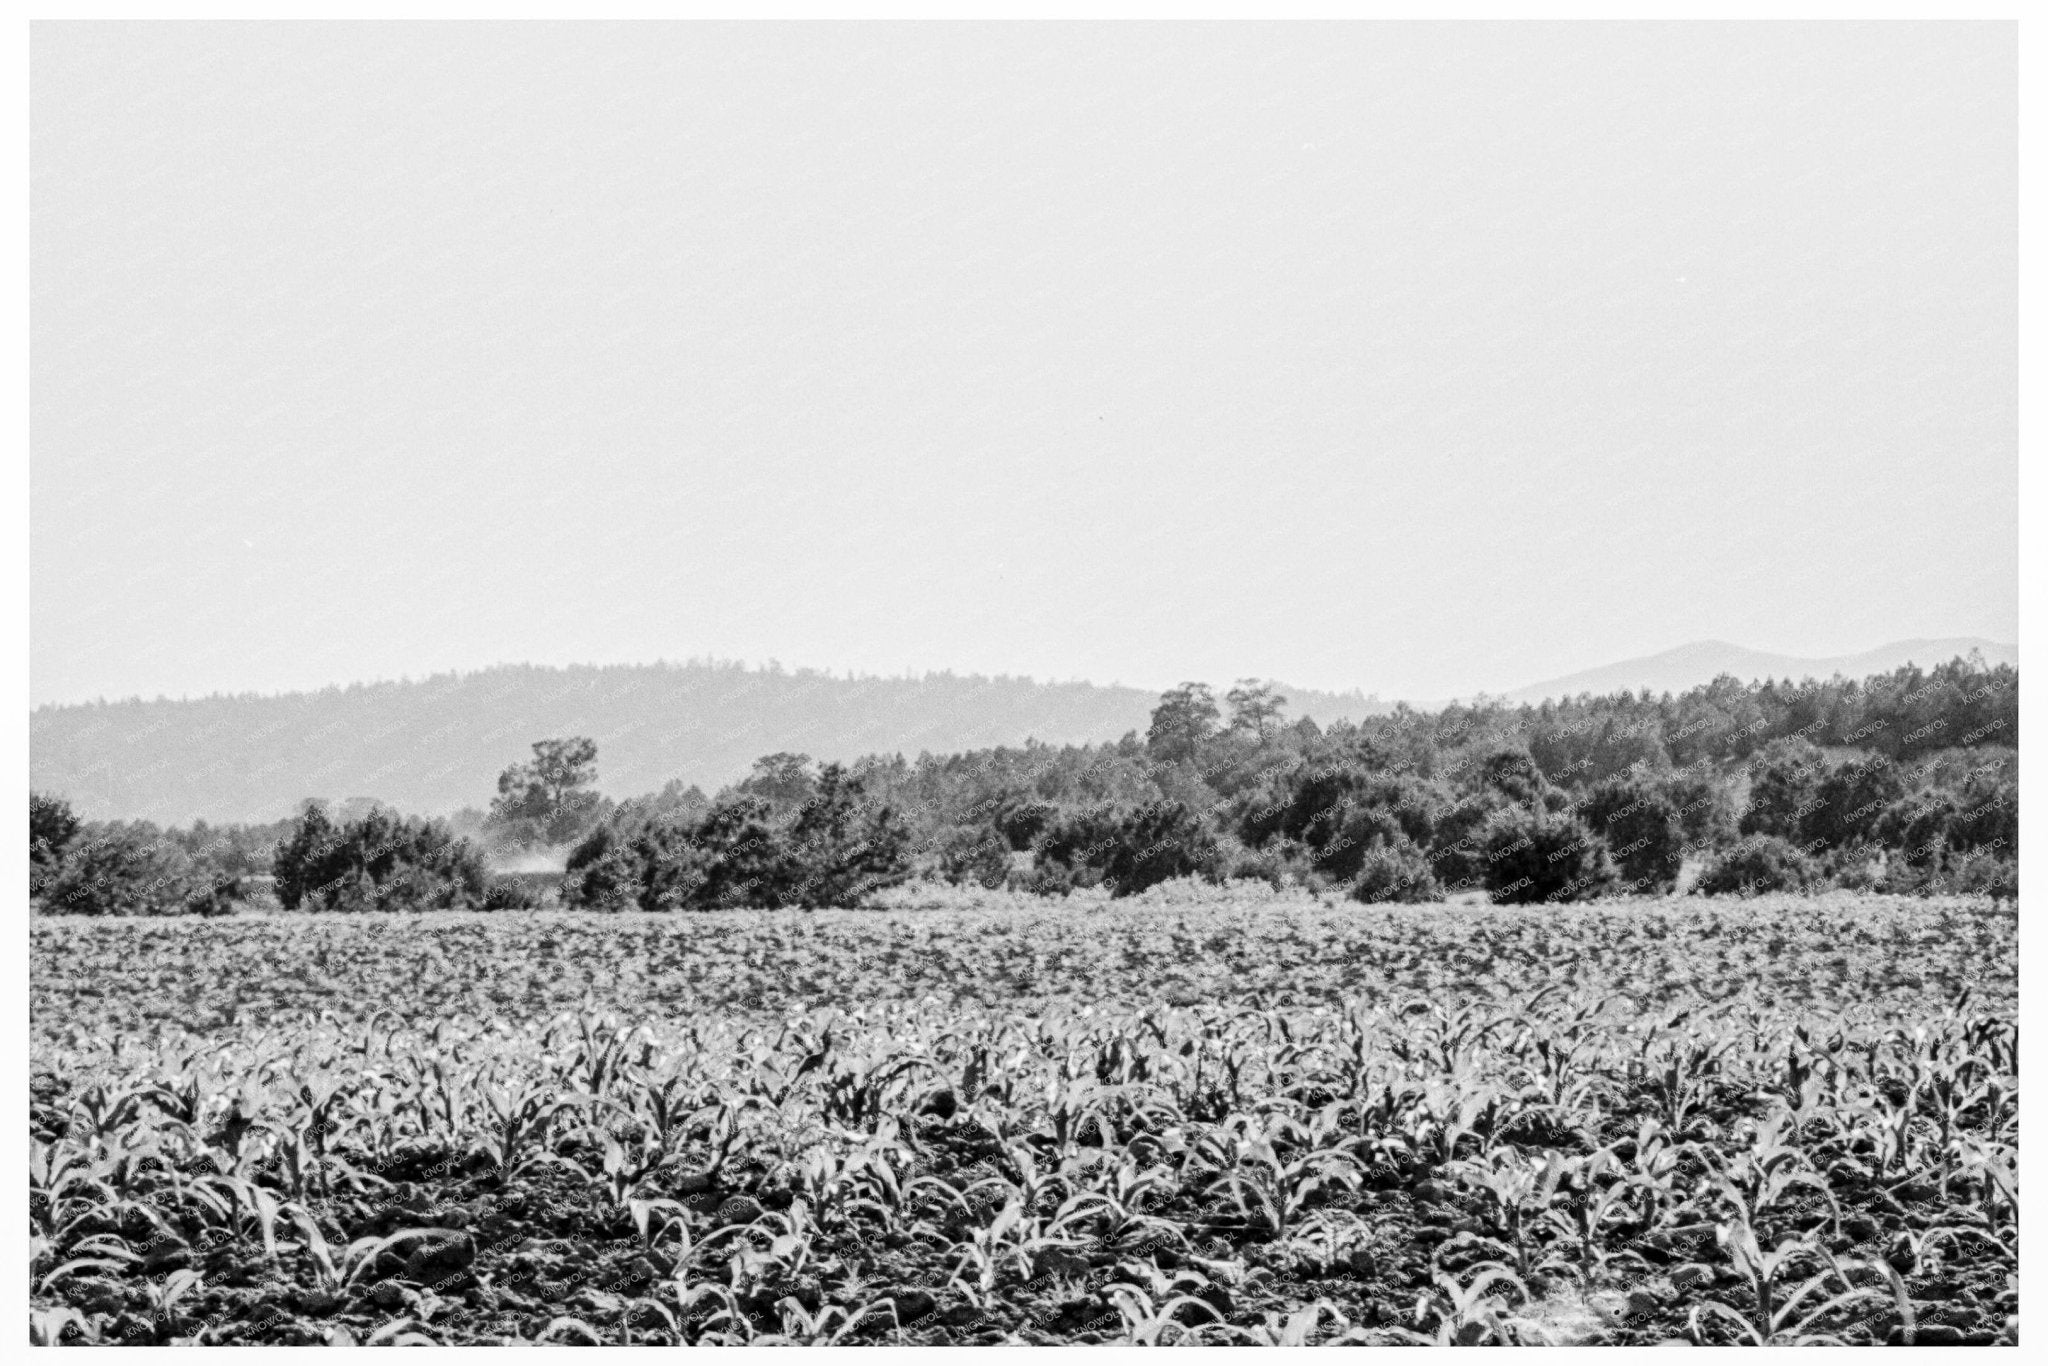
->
[1576,774,1686,893]
[30,792,79,894]
[1945,850,2018,902]
[1480,807,1614,905]
[1099,801,1221,898]
[562,762,914,911]
[37,821,241,916]
[272,803,488,912]
[1738,738,1829,842]
[1025,805,1123,896]
[1350,835,1442,904]
[1694,835,1820,896]
[32,793,239,916]
[1024,800,1226,899]
[1210,833,1325,893]
[1881,847,2016,902]
[932,824,1011,890]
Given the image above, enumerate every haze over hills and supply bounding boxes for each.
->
[1496,638,2017,706]
[29,662,1386,824]
[30,639,2012,825]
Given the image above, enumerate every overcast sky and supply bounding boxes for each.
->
[32,22,2015,707]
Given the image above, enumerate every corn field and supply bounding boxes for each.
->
[29,891,2017,1345]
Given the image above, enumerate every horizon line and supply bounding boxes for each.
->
[28,635,2014,714]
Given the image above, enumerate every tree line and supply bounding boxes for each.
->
[28,654,2017,914]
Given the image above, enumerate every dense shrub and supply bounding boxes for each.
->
[273,804,488,912]
[38,821,239,916]
[1803,756,1906,851]
[1238,765,1443,887]
[1881,847,2016,902]
[934,824,1010,889]
[30,792,80,896]
[1576,775,1686,893]
[561,764,912,910]
[779,765,917,907]
[1818,843,1886,892]
[1694,835,1820,896]
[1876,791,1961,871]
[1946,775,2018,852]
[1349,835,1442,904]
[1309,804,1415,884]
[560,821,650,911]
[990,794,1058,852]
[1099,801,1222,898]
[1018,858,1082,898]
[1739,738,1828,841]
[1427,790,1510,893]
[1032,805,1124,889]
[1479,807,1614,905]
[1476,748,1555,807]
[1661,766,1741,847]
[1946,850,2018,902]
[1212,833,1326,893]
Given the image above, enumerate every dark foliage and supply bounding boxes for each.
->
[1695,835,1822,897]
[28,653,2020,912]
[1576,774,1686,893]
[37,821,239,916]
[1739,738,1829,841]
[1097,800,1221,898]
[561,763,912,911]
[1349,834,1443,904]
[30,792,79,893]
[935,824,1011,890]
[1803,756,1908,852]
[1480,807,1615,905]
[1146,682,1222,764]
[273,804,488,912]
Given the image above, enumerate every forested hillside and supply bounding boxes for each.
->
[30,660,1386,823]
[31,654,2016,916]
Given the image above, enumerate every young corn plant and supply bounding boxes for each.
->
[1443,1147,1573,1283]
[34,1232,142,1297]
[1535,1152,1644,1279]
[1103,1274,1230,1344]
[1192,1129,1363,1239]
[1682,1219,1883,1346]
[284,1206,376,1300]
[768,1297,899,1345]
[946,1195,1035,1293]
[1702,1112,1842,1245]
[1224,1301,1375,1345]
[135,1267,207,1342]
[1391,1263,1542,1346]
[472,1079,571,1181]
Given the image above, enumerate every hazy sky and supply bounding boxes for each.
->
[32,22,2015,707]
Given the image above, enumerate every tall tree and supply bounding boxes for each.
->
[1225,679,1289,741]
[30,792,80,887]
[490,737,604,845]
[736,752,818,809]
[1146,683,1222,763]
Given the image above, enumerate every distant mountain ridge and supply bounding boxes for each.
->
[1499,638,2017,705]
[29,661,1387,824]
[31,640,2013,824]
